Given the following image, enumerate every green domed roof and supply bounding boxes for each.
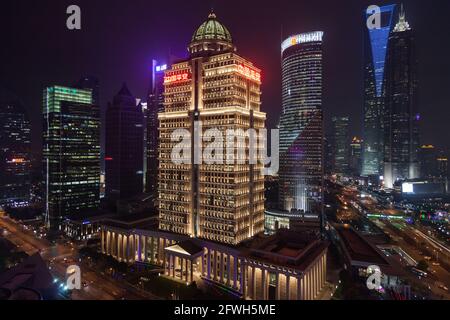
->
[191,12,232,43]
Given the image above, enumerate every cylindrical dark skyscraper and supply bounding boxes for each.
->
[279,32,324,220]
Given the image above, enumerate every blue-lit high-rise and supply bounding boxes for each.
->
[362,4,396,177]
[279,32,324,223]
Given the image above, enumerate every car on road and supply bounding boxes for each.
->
[410,267,428,278]
[438,284,449,291]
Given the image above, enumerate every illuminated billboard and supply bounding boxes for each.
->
[156,64,167,72]
[281,31,324,53]
[402,182,414,194]
[164,72,190,84]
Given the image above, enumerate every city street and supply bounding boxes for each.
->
[0,216,159,300]
[329,181,450,299]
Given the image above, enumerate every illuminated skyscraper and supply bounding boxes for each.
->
[158,12,265,245]
[362,4,396,177]
[279,32,324,221]
[331,116,350,176]
[383,5,419,188]
[146,60,167,197]
[0,88,32,205]
[43,86,100,226]
[105,83,144,200]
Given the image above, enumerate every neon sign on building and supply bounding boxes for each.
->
[164,73,190,84]
[237,65,261,82]
[156,64,167,72]
[281,31,324,53]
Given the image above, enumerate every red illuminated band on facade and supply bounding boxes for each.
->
[238,65,261,82]
[164,73,190,84]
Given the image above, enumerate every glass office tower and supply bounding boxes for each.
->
[43,86,100,227]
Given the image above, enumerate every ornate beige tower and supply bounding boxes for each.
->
[158,12,266,245]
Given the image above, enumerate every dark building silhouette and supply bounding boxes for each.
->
[419,145,438,178]
[0,88,32,205]
[383,5,420,188]
[437,152,448,179]
[350,137,363,176]
[331,116,350,176]
[105,83,144,200]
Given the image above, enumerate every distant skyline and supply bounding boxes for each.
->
[2,0,450,155]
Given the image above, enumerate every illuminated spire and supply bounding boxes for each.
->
[208,8,216,19]
[393,3,411,32]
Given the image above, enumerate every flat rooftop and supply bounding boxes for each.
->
[336,225,389,266]
[102,213,157,230]
[243,230,329,271]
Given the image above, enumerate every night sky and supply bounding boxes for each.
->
[2,0,450,156]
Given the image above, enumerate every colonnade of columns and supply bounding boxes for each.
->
[164,254,195,284]
[201,248,241,291]
[101,228,174,265]
[244,252,327,300]
[100,227,328,300]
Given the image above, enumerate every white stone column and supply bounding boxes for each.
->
[185,259,189,282]
[213,250,218,281]
[123,236,127,262]
[180,258,184,281]
[207,249,211,279]
[275,272,280,300]
[261,269,266,300]
[220,252,224,283]
[233,256,238,289]
[163,238,167,265]
[164,255,168,275]
[241,263,246,297]
[201,250,205,276]
[227,254,231,286]
[116,234,121,259]
[142,235,147,262]
[286,275,290,300]
[150,237,155,264]
[190,259,194,283]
